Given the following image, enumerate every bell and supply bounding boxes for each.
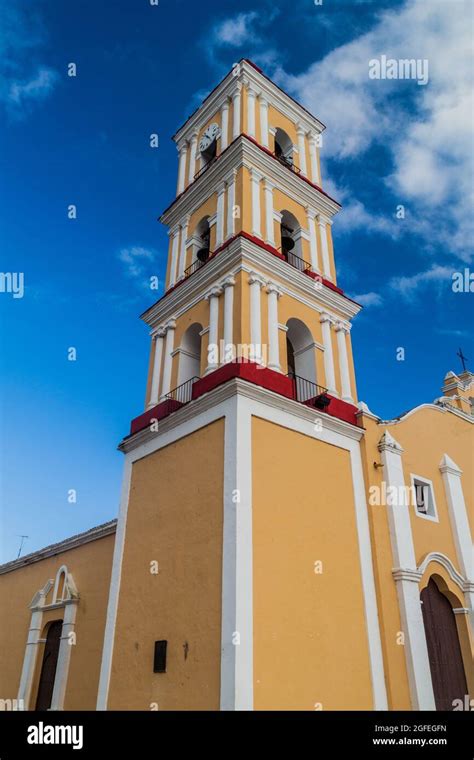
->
[197,247,209,262]
[282,236,295,253]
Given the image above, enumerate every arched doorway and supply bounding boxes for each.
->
[35,620,63,711]
[421,578,468,710]
[274,127,294,167]
[286,318,318,401]
[177,323,202,389]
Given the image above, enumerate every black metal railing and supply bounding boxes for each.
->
[288,373,330,408]
[284,250,312,273]
[165,376,199,406]
[274,152,302,176]
[183,256,210,280]
[194,156,218,181]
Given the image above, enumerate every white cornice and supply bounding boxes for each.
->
[0,520,117,575]
[160,136,340,228]
[140,235,361,328]
[173,60,325,147]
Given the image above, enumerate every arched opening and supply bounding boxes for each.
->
[35,620,63,711]
[194,217,211,266]
[274,127,293,167]
[286,318,318,401]
[177,323,202,390]
[280,210,305,271]
[421,577,468,710]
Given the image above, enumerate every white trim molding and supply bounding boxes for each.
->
[378,430,436,710]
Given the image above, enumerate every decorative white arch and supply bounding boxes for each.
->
[17,567,79,710]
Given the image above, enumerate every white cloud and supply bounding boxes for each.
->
[118,247,157,279]
[0,3,58,115]
[389,264,453,299]
[274,0,473,261]
[9,67,58,106]
[351,292,383,307]
[213,12,258,46]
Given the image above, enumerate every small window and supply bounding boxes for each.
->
[153,640,167,673]
[411,475,438,521]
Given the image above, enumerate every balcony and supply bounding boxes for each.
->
[129,362,358,438]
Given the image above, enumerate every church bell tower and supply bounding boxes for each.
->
[97,60,387,712]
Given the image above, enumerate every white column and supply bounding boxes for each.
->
[259,96,269,148]
[226,170,236,239]
[249,272,265,363]
[318,216,331,278]
[216,182,226,248]
[266,283,282,371]
[206,287,222,373]
[50,601,78,710]
[297,125,307,175]
[232,85,242,139]
[188,132,198,183]
[378,432,436,711]
[306,207,319,271]
[250,169,262,238]
[336,322,353,403]
[222,276,235,363]
[320,313,337,394]
[177,216,189,280]
[221,98,230,151]
[176,140,188,194]
[247,86,256,138]
[17,606,44,708]
[148,329,165,408]
[264,179,275,246]
[168,226,180,287]
[439,455,473,583]
[159,320,176,400]
[309,132,321,185]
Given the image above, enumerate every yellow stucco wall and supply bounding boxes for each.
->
[360,405,474,709]
[252,417,374,710]
[0,532,115,710]
[107,420,224,710]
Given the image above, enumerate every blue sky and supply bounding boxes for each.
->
[1,0,472,561]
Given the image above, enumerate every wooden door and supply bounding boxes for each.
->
[35,620,63,711]
[421,579,468,710]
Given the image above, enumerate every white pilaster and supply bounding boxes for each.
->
[309,132,321,185]
[148,328,165,408]
[335,322,353,403]
[222,276,235,363]
[248,272,265,363]
[264,179,275,246]
[247,86,257,138]
[250,169,262,238]
[50,601,78,710]
[221,98,230,151]
[318,216,331,279]
[320,313,337,394]
[216,182,226,248]
[439,455,473,582]
[259,96,269,148]
[177,216,190,280]
[188,132,198,184]
[176,140,188,194]
[306,207,318,271]
[206,287,222,374]
[226,170,237,239]
[17,602,46,708]
[232,85,242,139]
[159,320,176,400]
[266,282,282,371]
[297,125,307,175]
[168,225,180,288]
[378,432,436,711]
